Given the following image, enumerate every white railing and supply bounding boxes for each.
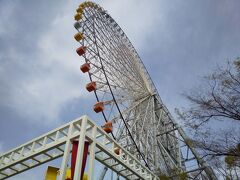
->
[0,115,159,180]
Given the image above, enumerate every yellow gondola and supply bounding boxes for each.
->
[74,32,84,42]
[44,166,88,180]
[74,13,82,21]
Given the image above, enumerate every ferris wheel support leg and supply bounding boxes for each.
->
[59,124,74,180]
[176,131,182,168]
[152,97,160,171]
[88,126,97,180]
[178,127,217,180]
[99,166,108,180]
[73,116,88,180]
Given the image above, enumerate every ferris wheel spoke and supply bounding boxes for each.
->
[102,30,146,85]
[82,34,147,94]
[95,44,147,92]
[115,96,157,166]
[99,63,144,93]
[87,13,149,88]
[111,95,151,124]
[96,60,147,97]
[82,17,150,94]
[94,82,143,105]
[95,80,143,96]
[85,54,144,96]
[99,32,147,87]
[96,19,148,86]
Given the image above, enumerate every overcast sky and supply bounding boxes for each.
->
[0,0,240,179]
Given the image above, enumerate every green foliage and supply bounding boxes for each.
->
[237,143,240,152]
[226,176,231,180]
[234,57,240,69]
[225,143,240,168]
[185,138,195,148]
[159,174,170,180]
[225,156,235,167]
[178,172,188,180]
[159,170,188,180]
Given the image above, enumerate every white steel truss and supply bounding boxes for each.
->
[0,115,159,180]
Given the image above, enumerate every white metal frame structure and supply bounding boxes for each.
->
[74,1,217,179]
[0,115,159,180]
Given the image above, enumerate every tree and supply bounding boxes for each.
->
[179,58,240,127]
[176,58,240,179]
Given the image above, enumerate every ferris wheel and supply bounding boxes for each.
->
[73,1,217,179]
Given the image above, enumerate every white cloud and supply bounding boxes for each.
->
[0,1,18,36]
[99,0,165,49]
[9,171,39,180]
[5,2,91,125]
[0,142,4,155]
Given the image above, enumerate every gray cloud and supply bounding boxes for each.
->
[0,0,91,125]
[0,0,240,178]
[137,0,240,115]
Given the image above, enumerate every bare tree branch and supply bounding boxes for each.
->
[176,58,240,179]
